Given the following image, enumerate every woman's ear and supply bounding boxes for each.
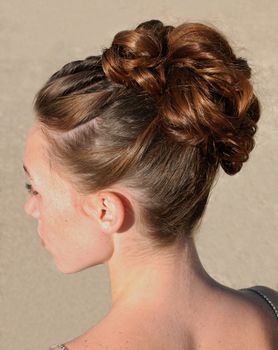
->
[82,191,125,234]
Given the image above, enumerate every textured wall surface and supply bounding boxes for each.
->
[0,1,277,349]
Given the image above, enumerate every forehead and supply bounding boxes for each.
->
[23,125,77,195]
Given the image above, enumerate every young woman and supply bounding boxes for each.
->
[23,19,277,350]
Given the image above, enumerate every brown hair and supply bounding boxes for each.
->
[33,19,260,249]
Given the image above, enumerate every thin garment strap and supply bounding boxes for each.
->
[241,287,278,320]
[49,344,69,350]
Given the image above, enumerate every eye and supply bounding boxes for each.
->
[25,183,39,196]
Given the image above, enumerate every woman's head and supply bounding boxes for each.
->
[24,19,260,268]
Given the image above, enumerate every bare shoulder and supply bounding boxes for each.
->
[54,287,278,350]
[59,316,159,350]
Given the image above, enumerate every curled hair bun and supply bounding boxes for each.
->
[102,20,173,95]
[101,19,261,175]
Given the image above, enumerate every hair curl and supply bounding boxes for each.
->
[33,19,261,248]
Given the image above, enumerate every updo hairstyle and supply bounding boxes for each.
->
[33,19,261,248]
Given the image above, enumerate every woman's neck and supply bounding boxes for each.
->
[106,235,222,315]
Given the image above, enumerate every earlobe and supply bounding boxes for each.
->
[100,220,112,232]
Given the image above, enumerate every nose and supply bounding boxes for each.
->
[24,195,40,219]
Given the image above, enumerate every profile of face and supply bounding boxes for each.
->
[23,125,120,274]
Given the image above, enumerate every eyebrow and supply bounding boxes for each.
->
[23,164,32,179]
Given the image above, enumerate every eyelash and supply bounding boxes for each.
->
[25,183,39,196]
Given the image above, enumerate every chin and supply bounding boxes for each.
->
[53,260,103,274]
[50,248,114,274]
[55,264,81,274]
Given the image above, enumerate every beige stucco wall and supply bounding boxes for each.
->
[1,1,277,349]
